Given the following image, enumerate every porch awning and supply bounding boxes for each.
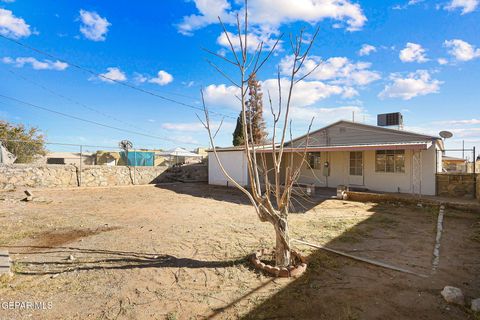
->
[255,141,431,153]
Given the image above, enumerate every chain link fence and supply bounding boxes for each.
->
[0,139,207,167]
[437,148,477,173]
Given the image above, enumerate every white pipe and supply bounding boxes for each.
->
[292,238,428,278]
[432,205,445,272]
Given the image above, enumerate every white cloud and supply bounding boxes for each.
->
[399,42,428,63]
[135,70,174,86]
[2,56,68,70]
[133,73,148,83]
[79,10,111,41]
[279,55,381,86]
[177,0,235,36]
[263,78,344,108]
[170,135,200,144]
[162,122,206,132]
[217,31,279,52]
[248,0,367,32]
[342,87,359,98]
[177,0,367,36]
[148,70,174,86]
[203,84,241,109]
[0,8,31,38]
[444,39,480,61]
[444,0,479,14]
[162,121,234,132]
[358,44,376,56]
[289,105,366,122]
[437,119,480,125]
[379,70,442,100]
[204,77,347,111]
[393,0,424,10]
[96,67,127,82]
[437,58,448,65]
[1,0,16,3]
[449,128,480,138]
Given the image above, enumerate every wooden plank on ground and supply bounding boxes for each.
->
[0,250,11,275]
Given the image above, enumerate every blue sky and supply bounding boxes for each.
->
[0,0,479,157]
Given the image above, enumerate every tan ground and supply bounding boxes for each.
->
[0,183,479,320]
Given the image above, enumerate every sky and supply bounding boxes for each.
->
[0,0,479,158]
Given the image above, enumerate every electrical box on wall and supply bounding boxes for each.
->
[322,161,330,176]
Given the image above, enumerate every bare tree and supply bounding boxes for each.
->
[199,1,318,267]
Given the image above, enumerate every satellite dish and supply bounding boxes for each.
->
[439,131,453,139]
[119,140,133,151]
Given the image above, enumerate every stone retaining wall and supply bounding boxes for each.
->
[436,173,475,199]
[477,174,480,203]
[0,164,170,189]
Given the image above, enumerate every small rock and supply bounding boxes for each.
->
[417,203,423,208]
[441,286,465,306]
[471,298,480,312]
[67,255,75,261]
[51,273,60,279]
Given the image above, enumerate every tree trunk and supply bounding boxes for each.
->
[274,217,291,267]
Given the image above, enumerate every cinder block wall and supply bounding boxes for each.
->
[0,164,170,189]
[477,174,480,202]
[436,173,476,199]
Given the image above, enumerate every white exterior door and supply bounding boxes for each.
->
[349,151,364,186]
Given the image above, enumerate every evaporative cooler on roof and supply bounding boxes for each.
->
[377,112,403,127]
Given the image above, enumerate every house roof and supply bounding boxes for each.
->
[287,120,440,147]
[208,120,442,153]
[256,141,432,153]
[442,156,467,162]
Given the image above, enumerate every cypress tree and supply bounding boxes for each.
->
[246,73,268,144]
[232,114,245,146]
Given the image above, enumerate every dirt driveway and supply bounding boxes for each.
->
[0,183,479,319]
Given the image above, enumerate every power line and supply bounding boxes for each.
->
[0,138,161,151]
[0,93,200,145]
[0,34,315,136]
[0,34,237,120]
[6,68,159,134]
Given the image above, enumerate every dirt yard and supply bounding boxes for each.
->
[0,183,479,320]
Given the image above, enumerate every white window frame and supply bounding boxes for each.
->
[349,151,363,176]
[307,152,321,170]
[375,149,405,173]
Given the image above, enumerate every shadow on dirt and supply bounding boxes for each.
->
[205,202,480,320]
[5,245,246,275]
[155,182,335,213]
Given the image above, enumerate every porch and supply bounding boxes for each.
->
[255,141,439,196]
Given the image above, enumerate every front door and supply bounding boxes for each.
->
[349,151,364,186]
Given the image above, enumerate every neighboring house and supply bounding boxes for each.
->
[45,152,95,165]
[466,160,480,173]
[442,156,467,173]
[208,120,444,196]
[194,147,209,159]
[160,147,204,166]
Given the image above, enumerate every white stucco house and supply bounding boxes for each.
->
[208,120,444,196]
